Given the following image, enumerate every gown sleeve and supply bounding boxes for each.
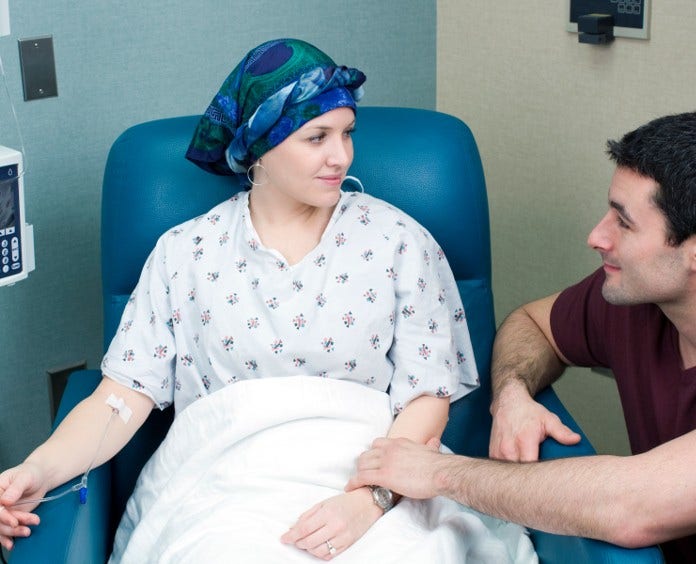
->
[101,234,178,409]
[386,223,479,413]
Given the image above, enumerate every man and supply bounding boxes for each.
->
[347,111,696,562]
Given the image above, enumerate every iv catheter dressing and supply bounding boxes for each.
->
[7,394,132,508]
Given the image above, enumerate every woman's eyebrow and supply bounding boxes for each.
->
[306,121,356,132]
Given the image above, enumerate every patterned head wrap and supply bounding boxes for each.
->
[186,38,366,177]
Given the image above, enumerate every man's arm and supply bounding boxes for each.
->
[491,293,568,400]
[348,430,696,549]
[489,293,581,460]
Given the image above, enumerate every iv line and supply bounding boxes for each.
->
[8,408,118,507]
[0,50,28,185]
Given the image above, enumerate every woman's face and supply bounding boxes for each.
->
[254,107,355,210]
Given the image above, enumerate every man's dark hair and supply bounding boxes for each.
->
[607,111,696,246]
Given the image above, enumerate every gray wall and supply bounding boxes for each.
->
[0,1,436,469]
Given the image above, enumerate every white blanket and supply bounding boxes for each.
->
[110,376,537,563]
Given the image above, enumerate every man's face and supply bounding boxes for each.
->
[587,167,694,307]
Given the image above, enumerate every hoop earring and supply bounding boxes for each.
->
[247,161,267,187]
[343,175,365,193]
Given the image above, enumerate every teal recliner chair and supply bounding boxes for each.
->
[9,107,663,563]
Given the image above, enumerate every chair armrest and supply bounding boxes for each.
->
[9,370,112,564]
[536,386,596,459]
[529,387,664,563]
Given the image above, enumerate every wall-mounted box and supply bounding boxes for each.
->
[567,0,650,40]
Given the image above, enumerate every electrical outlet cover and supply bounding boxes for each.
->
[18,36,59,101]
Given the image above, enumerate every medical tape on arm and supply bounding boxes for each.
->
[11,394,133,507]
[106,393,133,423]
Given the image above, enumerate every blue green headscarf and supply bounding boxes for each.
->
[186,38,366,177]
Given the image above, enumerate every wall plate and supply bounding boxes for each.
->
[567,0,650,39]
[18,36,59,101]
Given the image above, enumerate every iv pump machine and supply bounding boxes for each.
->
[0,145,34,286]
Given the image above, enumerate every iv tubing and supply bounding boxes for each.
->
[0,51,27,184]
[9,408,117,507]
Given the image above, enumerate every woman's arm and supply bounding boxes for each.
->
[281,394,449,560]
[387,394,449,443]
[382,395,449,506]
[0,376,154,551]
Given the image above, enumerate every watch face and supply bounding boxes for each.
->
[371,486,393,510]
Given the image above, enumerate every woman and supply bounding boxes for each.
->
[0,39,533,563]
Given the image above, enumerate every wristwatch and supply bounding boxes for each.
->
[368,485,394,512]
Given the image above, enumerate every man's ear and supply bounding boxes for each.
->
[686,236,696,273]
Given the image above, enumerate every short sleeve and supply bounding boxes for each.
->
[550,268,612,367]
[101,236,177,409]
[387,225,479,413]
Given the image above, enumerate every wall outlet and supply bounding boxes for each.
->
[0,0,9,37]
[19,36,59,101]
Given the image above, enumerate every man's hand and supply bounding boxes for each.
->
[489,294,576,461]
[345,437,444,500]
[489,386,580,461]
[280,488,382,560]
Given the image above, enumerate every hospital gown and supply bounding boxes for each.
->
[102,190,479,413]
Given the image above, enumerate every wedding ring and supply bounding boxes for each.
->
[326,539,336,555]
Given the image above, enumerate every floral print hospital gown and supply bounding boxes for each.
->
[102,190,479,414]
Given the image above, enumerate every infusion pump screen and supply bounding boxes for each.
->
[0,178,17,230]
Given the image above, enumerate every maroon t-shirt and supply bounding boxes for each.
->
[551,268,696,562]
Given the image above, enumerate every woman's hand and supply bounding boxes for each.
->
[280,487,383,560]
[0,462,46,551]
